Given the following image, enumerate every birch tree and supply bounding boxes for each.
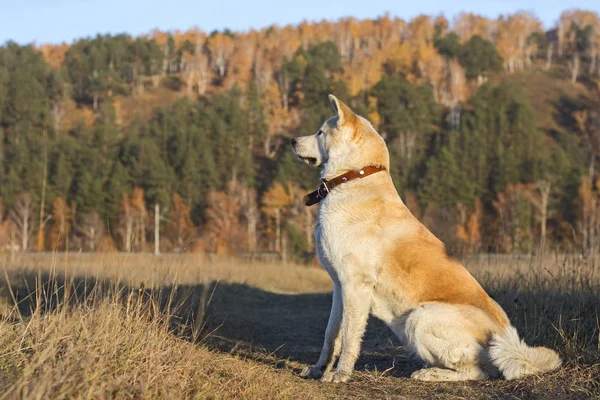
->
[8,193,35,252]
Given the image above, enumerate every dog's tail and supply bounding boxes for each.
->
[489,325,561,380]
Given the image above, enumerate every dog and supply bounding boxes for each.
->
[291,95,561,383]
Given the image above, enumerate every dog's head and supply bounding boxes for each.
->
[291,95,389,177]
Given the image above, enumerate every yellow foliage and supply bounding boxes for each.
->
[112,99,123,126]
[262,182,291,210]
[38,43,69,69]
[454,12,495,41]
[495,12,543,71]
[49,197,71,250]
[205,191,243,255]
[367,96,381,127]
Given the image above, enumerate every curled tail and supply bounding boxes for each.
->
[489,326,562,380]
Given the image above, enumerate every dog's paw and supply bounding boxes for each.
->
[320,371,334,382]
[411,368,440,381]
[322,370,351,383]
[299,364,324,380]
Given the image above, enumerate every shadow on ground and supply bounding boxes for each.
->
[0,269,415,376]
[179,282,419,377]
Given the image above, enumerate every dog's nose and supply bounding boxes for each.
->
[291,138,297,146]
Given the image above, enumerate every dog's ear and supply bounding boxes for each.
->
[328,94,357,126]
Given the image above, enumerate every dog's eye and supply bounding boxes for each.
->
[317,130,323,136]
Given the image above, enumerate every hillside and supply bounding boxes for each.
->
[501,69,594,135]
[1,10,600,258]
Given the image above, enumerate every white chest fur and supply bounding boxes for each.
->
[314,193,415,325]
[314,197,354,269]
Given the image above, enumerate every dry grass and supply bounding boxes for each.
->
[0,252,599,399]
[501,68,592,135]
[0,300,333,399]
[115,86,187,127]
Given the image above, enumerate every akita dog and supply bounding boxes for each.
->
[291,95,561,383]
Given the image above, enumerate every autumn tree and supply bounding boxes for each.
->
[117,189,148,252]
[207,31,234,83]
[454,13,495,41]
[49,197,71,250]
[39,43,69,69]
[455,200,482,254]
[130,188,148,251]
[262,181,291,253]
[167,193,196,251]
[262,83,296,159]
[557,11,600,81]
[495,13,543,72]
[204,190,243,255]
[558,10,600,62]
[228,180,259,253]
[182,34,210,95]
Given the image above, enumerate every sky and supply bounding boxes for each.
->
[1,0,599,45]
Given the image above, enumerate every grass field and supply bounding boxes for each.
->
[0,252,599,399]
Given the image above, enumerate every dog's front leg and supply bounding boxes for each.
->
[300,283,342,380]
[323,274,372,383]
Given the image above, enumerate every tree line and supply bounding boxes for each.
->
[1,10,600,258]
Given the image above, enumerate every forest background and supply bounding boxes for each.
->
[2,10,600,260]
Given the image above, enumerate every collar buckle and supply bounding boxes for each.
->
[318,181,330,198]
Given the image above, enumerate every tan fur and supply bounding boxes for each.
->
[294,95,560,383]
[384,237,509,329]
